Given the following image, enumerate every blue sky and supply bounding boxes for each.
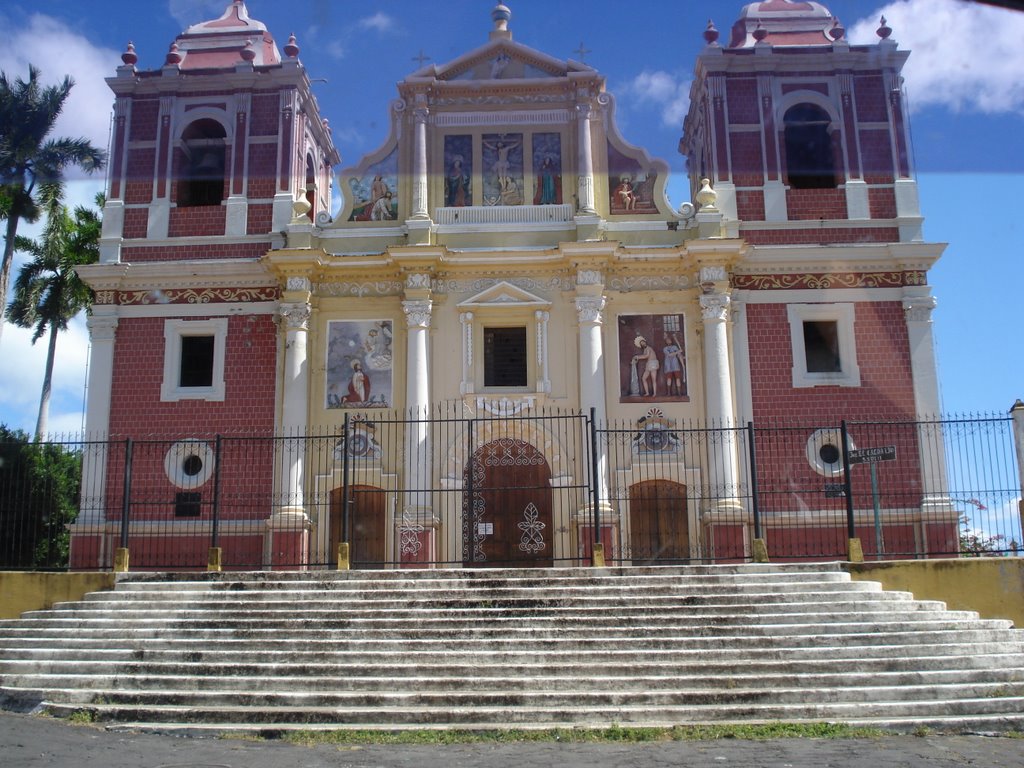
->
[0,0,1022,435]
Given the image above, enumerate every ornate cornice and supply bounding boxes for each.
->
[732,271,926,291]
[116,287,279,306]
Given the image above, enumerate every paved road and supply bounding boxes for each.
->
[2,712,1023,768]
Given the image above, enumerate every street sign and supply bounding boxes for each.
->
[848,446,897,465]
[824,483,846,498]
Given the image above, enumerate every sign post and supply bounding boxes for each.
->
[848,446,897,559]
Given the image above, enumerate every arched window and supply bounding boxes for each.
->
[305,154,317,221]
[179,119,227,207]
[783,104,837,190]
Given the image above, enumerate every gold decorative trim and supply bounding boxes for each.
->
[117,287,279,305]
[732,271,926,290]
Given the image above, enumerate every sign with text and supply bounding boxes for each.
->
[848,446,897,465]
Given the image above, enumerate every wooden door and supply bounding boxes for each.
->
[629,480,689,563]
[330,485,386,568]
[463,439,553,568]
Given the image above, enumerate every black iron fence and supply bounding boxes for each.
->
[0,411,1020,571]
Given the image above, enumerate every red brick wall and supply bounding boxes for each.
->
[736,189,765,221]
[109,314,278,438]
[743,227,900,245]
[121,242,270,262]
[123,208,149,239]
[168,205,227,237]
[124,148,155,204]
[868,187,897,219]
[746,301,916,423]
[786,188,848,220]
[250,93,281,136]
[854,74,888,122]
[729,131,765,186]
[860,129,896,184]
[128,99,159,141]
[247,203,273,235]
[247,144,279,198]
[726,78,760,124]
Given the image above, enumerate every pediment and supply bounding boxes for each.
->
[457,281,552,309]
[410,39,592,83]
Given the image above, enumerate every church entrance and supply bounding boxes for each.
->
[628,480,689,563]
[330,485,386,567]
[462,439,553,568]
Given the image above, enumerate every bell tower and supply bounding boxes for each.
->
[682,1,922,244]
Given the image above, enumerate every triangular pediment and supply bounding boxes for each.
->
[409,38,592,83]
[457,281,552,309]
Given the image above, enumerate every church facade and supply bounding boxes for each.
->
[70,1,953,570]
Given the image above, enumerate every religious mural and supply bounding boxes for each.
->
[532,133,562,205]
[444,135,473,207]
[347,146,399,222]
[607,142,659,215]
[326,320,394,409]
[483,133,524,205]
[617,314,688,403]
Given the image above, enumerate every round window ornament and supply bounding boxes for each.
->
[805,428,854,477]
[164,440,215,489]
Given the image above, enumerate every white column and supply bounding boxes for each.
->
[1011,401,1024,537]
[279,300,311,514]
[403,298,433,517]
[904,290,952,511]
[575,292,609,498]
[576,103,596,215]
[700,290,742,510]
[536,310,550,394]
[78,312,119,525]
[411,106,430,220]
[459,311,474,395]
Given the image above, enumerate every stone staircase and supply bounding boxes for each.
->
[1,564,1023,732]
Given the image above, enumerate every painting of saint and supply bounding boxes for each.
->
[483,133,524,206]
[532,133,562,205]
[444,135,473,207]
[327,320,393,409]
[618,314,687,403]
[607,142,658,215]
[347,146,399,222]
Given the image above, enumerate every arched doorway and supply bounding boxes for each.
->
[330,485,386,568]
[462,438,553,568]
[628,479,689,564]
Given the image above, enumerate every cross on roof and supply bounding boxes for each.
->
[573,42,592,63]
[412,49,431,68]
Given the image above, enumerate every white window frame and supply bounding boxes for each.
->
[786,303,860,388]
[161,318,228,402]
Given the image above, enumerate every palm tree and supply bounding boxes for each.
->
[6,196,101,440]
[0,64,106,345]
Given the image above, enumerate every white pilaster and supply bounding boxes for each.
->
[536,310,550,394]
[575,285,609,499]
[279,298,311,513]
[411,106,430,220]
[78,311,119,525]
[402,295,433,518]
[459,311,474,395]
[700,290,742,510]
[575,103,596,215]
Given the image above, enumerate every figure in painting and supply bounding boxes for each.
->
[534,155,560,205]
[632,335,660,398]
[483,138,521,186]
[370,191,394,221]
[446,155,470,207]
[342,360,370,405]
[662,333,686,396]
[363,321,393,370]
[370,174,388,205]
[615,176,636,211]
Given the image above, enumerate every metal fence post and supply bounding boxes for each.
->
[747,422,768,563]
[840,420,863,562]
[1012,401,1024,538]
[115,437,133,572]
[589,407,601,540]
[341,412,351,544]
[208,435,223,571]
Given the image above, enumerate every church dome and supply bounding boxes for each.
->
[170,1,281,69]
[728,0,838,48]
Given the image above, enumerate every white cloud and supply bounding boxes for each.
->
[167,0,225,30]
[625,70,692,128]
[357,13,396,34]
[849,0,1024,114]
[327,41,347,60]
[0,314,89,437]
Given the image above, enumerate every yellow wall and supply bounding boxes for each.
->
[0,573,116,619]
[846,559,1024,628]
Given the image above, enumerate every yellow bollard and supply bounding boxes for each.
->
[592,542,606,568]
[207,547,222,572]
[752,538,770,563]
[847,537,865,563]
[337,542,351,571]
[113,547,130,573]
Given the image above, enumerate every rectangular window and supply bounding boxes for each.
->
[484,327,528,387]
[802,320,841,373]
[174,491,202,518]
[179,335,215,387]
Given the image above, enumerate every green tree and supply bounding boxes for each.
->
[6,196,100,440]
[0,425,81,569]
[0,64,105,345]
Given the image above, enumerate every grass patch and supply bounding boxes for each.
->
[281,722,889,746]
[66,709,96,725]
